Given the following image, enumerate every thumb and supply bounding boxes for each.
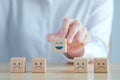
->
[47,34,55,42]
[47,33,61,42]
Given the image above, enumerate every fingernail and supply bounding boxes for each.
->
[68,38,72,43]
[79,37,82,43]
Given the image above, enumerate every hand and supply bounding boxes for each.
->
[47,18,91,59]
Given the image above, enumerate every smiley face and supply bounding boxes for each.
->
[74,58,87,72]
[94,58,108,73]
[32,58,46,73]
[52,39,67,53]
[55,42,64,50]
[10,57,26,73]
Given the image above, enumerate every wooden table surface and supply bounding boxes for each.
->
[0,63,120,80]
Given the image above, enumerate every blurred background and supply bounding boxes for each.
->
[110,0,120,63]
[0,0,119,63]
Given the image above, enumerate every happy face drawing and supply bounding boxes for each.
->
[55,42,64,50]
[52,39,67,53]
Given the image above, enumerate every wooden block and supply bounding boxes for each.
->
[74,57,88,72]
[94,58,108,73]
[52,39,67,53]
[10,57,26,73]
[32,58,46,73]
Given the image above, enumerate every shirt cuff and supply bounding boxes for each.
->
[62,53,74,63]
[62,47,94,63]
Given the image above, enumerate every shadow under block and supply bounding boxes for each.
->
[52,39,67,53]
[10,57,26,73]
[94,58,108,73]
[32,58,46,73]
[74,57,88,73]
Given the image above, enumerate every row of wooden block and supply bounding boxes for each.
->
[51,39,109,73]
[10,57,46,73]
[74,57,108,73]
[10,57,108,73]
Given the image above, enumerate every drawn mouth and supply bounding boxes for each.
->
[77,66,84,69]
[97,66,105,70]
[13,66,21,69]
[55,46,63,50]
[35,66,42,69]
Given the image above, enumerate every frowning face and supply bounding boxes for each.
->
[74,58,87,72]
[94,58,108,73]
[32,58,46,73]
[12,61,22,70]
[10,57,26,73]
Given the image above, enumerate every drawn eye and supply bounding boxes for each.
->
[35,63,37,65]
[40,63,42,65]
[13,63,16,65]
[98,63,100,65]
[59,42,63,44]
[103,63,105,65]
[77,63,79,65]
[82,63,84,65]
[56,42,58,44]
[18,62,21,65]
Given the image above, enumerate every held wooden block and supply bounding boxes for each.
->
[94,58,108,73]
[74,57,88,73]
[32,58,46,73]
[52,39,67,53]
[10,57,26,73]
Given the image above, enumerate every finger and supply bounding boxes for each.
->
[67,25,79,43]
[58,18,73,38]
[67,21,81,43]
[68,43,84,54]
[78,27,87,43]
[73,31,80,43]
[47,34,60,42]
[83,34,91,45]
[47,34,55,42]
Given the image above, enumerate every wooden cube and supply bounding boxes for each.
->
[52,39,67,53]
[74,57,88,72]
[10,57,26,73]
[94,58,108,73]
[32,58,46,73]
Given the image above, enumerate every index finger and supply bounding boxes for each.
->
[58,18,74,38]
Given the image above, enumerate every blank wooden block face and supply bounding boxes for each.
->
[32,58,46,73]
[10,57,26,73]
[52,39,67,53]
[94,58,108,73]
[74,58,87,72]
